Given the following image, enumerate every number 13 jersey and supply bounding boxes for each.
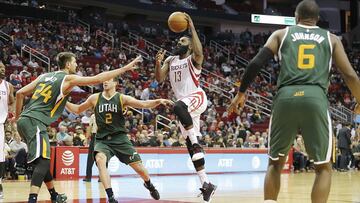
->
[277,25,332,91]
[169,55,203,100]
[20,71,70,125]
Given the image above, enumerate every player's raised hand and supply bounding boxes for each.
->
[124,55,143,71]
[156,49,166,63]
[354,103,360,115]
[183,13,194,29]
[159,99,174,107]
[227,92,246,115]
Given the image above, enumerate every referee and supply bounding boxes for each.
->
[83,114,97,182]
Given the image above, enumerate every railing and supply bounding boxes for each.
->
[209,40,272,83]
[120,42,150,60]
[128,32,173,58]
[329,106,348,123]
[96,30,114,48]
[209,40,230,60]
[21,45,50,72]
[76,19,90,33]
[0,30,13,45]
[155,115,174,131]
[234,55,272,83]
[329,105,353,123]
[200,79,234,100]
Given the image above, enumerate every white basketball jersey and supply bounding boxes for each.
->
[0,80,9,124]
[169,55,203,99]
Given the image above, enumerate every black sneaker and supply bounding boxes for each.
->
[51,193,67,203]
[144,182,160,200]
[199,182,217,203]
[191,143,205,161]
[108,196,118,203]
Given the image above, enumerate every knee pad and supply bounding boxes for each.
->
[192,158,205,168]
[173,101,193,128]
[31,158,50,187]
[186,138,204,161]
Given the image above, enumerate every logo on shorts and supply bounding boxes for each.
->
[62,150,74,166]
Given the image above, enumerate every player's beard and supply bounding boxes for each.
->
[174,45,189,55]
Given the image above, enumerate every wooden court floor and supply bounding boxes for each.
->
[3,171,360,203]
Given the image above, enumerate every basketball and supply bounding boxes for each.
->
[168,12,188,33]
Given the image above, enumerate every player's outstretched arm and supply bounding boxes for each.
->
[62,56,142,95]
[332,34,360,105]
[155,49,170,83]
[65,94,97,115]
[15,77,41,120]
[122,95,174,109]
[184,13,203,68]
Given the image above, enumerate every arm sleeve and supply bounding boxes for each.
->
[239,47,274,93]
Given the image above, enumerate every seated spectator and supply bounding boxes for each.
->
[4,142,15,179]
[9,133,28,156]
[56,126,70,145]
[81,110,92,125]
[9,73,22,89]
[20,66,31,78]
[10,55,23,67]
[293,135,308,173]
[58,116,71,128]
[172,135,186,147]
[73,125,86,146]
[27,58,39,69]
[48,127,57,144]
[5,130,14,145]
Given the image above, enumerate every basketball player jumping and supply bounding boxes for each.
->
[155,13,216,202]
[15,52,142,203]
[66,77,173,203]
[228,1,360,202]
[0,62,14,198]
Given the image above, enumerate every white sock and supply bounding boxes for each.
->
[264,200,277,203]
[197,169,209,185]
[186,128,198,144]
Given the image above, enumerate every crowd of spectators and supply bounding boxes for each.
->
[1,13,360,179]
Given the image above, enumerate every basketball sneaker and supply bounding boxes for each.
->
[144,182,160,200]
[191,143,205,161]
[52,193,67,203]
[108,196,118,203]
[199,182,217,203]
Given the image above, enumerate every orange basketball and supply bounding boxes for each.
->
[168,12,188,33]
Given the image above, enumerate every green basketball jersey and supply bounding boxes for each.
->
[277,25,332,91]
[21,71,70,125]
[94,92,127,139]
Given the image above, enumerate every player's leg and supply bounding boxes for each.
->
[173,100,204,159]
[301,97,333,203]
[94,141,116,202]
[115,141,160,200]
[129,162,160,200]
[17,117,58,203]
[264,97,298,202]
[43,170,67,203]
[0,123,5,198]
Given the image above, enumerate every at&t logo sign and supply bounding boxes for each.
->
[60,150,75,175]
[62,150,74,166]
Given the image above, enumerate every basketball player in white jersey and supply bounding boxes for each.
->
[0,62,15,198]
[155,13,216,203]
